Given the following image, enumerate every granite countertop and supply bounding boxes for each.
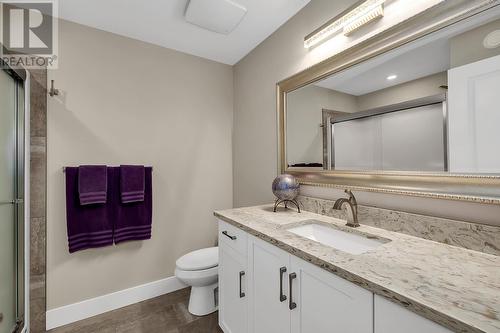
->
[214,205,500,333]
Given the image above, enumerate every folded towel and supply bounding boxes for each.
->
[120,165,145,203]
[114,167,153,244]
[65,167,113,253]
[78,165,107,205]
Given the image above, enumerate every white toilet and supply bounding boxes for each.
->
[175,246,219,316]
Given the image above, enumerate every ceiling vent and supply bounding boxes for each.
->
[185,0,247,35]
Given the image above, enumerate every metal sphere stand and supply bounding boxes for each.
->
[273,198,301,213]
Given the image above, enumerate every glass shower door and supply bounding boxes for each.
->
[0,69,19,333]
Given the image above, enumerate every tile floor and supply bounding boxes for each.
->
[48,288,222,333]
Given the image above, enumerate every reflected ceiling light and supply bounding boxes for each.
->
[304,0,386,49]
[386,74,397,80]
[483,30,500,49]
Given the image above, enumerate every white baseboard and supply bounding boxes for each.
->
[46,276,187,330]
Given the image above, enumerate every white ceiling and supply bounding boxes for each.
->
[315,39,451,96]
[57,0,310,65]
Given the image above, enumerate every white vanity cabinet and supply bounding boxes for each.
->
[374,295,453,333]
[247,235,291,333]
[218,219,453,333]
[246,236,372,333]
[218,221,248,333]
[289,256,373,333]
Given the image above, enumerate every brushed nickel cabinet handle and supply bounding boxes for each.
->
[239,271,246,298]
[289,272,297,310]
[222,231,237,240]
[279,267,287,302]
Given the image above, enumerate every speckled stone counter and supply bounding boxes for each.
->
[214,205,500,333]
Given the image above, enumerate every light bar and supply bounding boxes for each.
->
[344,3,384,36]
[304,0,386,49]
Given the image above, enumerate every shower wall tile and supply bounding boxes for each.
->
[30,217,46,276]
[30,137,46,219]
[29,68,47,332]
[30,274,46,333]
[30,70,48,137]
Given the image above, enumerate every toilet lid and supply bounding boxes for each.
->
[176,247,218,271]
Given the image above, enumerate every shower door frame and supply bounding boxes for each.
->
[1,61,30,333]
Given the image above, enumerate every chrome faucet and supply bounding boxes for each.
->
[333,189,360,228]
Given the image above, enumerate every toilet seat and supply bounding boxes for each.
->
[175,265,218,281]
[176,246,218,271]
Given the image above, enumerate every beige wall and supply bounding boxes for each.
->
[356,72,447,111]
[450,18,500,68]
[46,20,233,309]
[233,0,500,225]
[287,85,356,165]
[233,0,360,207]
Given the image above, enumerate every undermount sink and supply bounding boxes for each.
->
[287,222,388,255]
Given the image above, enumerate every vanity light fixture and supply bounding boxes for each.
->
[304,0,386,49]
[344,3,384,36]
[386,74,397,80]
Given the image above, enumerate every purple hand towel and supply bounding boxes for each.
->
[114,167,153,244]
[65,167,113,253]
[120,165,145,203]
[78,165,107,205]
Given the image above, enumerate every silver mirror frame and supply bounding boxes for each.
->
[277,0,500,204]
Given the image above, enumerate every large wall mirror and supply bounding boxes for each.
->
[278,1,500,203]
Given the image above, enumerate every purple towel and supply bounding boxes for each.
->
[65,167,113,253]
[120,165,145,203]
[78,165,107,205]
[114,167,153,244]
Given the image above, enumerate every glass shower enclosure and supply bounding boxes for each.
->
[0,63,27,333]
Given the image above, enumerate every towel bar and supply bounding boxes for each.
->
[62,166,153,172]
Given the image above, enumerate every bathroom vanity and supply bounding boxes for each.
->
[215,3,500,332]
[215,206,500,333]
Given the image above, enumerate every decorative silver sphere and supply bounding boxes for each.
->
[272,174,300,201]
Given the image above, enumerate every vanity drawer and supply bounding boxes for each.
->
[218,219,247,256]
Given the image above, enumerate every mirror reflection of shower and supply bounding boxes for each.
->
[0,65,28,333]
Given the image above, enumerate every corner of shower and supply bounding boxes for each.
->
[0,61,30,333]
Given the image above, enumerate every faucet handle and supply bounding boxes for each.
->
[345,189,357,206]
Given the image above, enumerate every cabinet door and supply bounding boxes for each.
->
[219,244,248,333]
[290,256,373,333]
[248,236,291,333]
[374,295,453,333]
